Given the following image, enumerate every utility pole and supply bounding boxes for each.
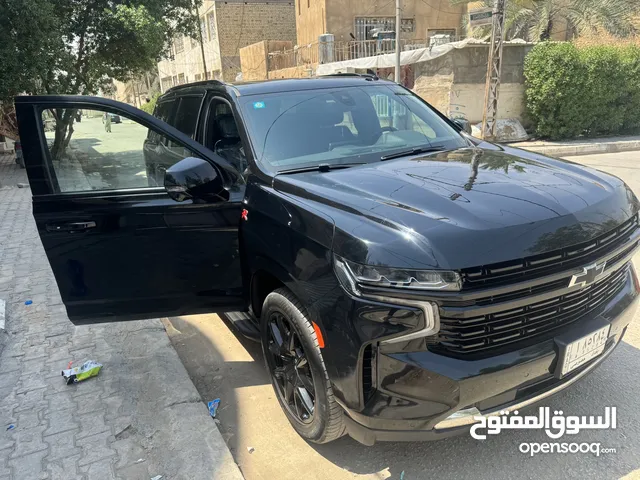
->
[481,0,506,141]
[194,1,209,80]
[394,0,402,83]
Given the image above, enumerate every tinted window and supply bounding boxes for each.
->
[167,96,202,149]
[239,84,466,173]
[154,100,175,123]
[42,108,199,192]
[148,100,176,142]
[173,96,203,138]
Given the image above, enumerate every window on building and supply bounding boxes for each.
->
[354,17,395,41]
[354,17,416,40]
[190,37,199,50]
[298,0,300,15]
[400,18,415,33]
[207,13,217,41]
[174,36,184,54]
[178,73,186,85]
[307,0,310,8]
[200,17,208,41]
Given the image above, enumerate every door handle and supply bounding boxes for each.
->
[46,221,97,233]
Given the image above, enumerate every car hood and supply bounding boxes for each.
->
[273,147,639,270]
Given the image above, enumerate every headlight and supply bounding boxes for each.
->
[334,255,461,293]
[334,255,445,343]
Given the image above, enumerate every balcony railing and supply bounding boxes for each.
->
[265,38,460,72]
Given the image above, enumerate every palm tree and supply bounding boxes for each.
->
[456,0,639,42]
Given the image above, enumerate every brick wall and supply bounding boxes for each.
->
[216,2,296,80]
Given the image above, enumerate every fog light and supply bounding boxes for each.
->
[435,407,481,429]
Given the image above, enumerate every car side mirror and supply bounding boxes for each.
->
[451,118,472,135]
[164,157,228,202]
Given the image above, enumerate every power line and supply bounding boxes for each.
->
[418,0,464,16]
[233,2,247,56]
[360,0,396,18]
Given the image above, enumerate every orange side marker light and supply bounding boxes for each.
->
[312,321,325,348]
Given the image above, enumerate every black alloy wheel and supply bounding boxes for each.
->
[260,288,345,443]
[266,311,315,423]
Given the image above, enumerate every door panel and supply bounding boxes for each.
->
[15,95,245,324]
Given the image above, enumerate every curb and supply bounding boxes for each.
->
[509,140,640,157]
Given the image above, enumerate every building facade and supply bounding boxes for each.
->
[295,0,465,46]
[113,74,160,107]
[157,0,296,88]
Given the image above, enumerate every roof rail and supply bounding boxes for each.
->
[165,79,226,93]
[320,73,379,81]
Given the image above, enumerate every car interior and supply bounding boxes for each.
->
[209,100,248,174]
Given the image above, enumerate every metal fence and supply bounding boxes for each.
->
[265,38,465,72]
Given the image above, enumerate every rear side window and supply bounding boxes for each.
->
[173,96,203,138]
[168,96,203,148]
[148,100,176,142]
[154,101,175,123]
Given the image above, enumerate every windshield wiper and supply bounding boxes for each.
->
[277,163,366,175]
[380,145,446,161]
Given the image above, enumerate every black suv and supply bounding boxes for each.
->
[15,76,640,445]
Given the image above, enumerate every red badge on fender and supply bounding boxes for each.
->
[241,209,249,221]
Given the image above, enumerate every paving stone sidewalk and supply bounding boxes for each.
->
[508,134,640,157]
[0,154,243,480]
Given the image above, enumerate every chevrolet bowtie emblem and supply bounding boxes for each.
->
[568,261,607,289]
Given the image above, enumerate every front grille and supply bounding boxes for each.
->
[436,263,630,356]
[462,215,638,290]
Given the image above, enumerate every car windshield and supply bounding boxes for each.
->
[239,83,467,174]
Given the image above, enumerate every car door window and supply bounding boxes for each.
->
[148,100,176,144]
[42,108,200,193]
[207,99,247,174]
[168,96,203,148]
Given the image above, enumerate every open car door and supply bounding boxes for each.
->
[15,95,245,324]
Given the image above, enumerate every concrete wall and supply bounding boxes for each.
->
[269,65,315,78]
[295,0,465,45]
[412,43,532,124]
[295,0,327,46]
[216,1,297,81]
[240,40,294,81]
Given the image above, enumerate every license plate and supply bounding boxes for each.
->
[561,325,610,375]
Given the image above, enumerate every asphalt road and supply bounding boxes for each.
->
[166,150,640,480]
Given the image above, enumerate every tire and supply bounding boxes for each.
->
[260,287,345,443]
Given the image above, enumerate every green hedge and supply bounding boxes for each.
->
[524,42,640,140]
[140,92,160,115]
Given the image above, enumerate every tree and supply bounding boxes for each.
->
[140,92,161,115]
[0,0,62,139]
[456,0,639,42]
[0,0,201,157]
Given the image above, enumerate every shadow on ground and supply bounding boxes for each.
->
[165,312,640,480]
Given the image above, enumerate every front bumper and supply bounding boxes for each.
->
[339,269,639,445]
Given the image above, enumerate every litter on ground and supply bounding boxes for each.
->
[62,360,103,384]
[208,398,221,418]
